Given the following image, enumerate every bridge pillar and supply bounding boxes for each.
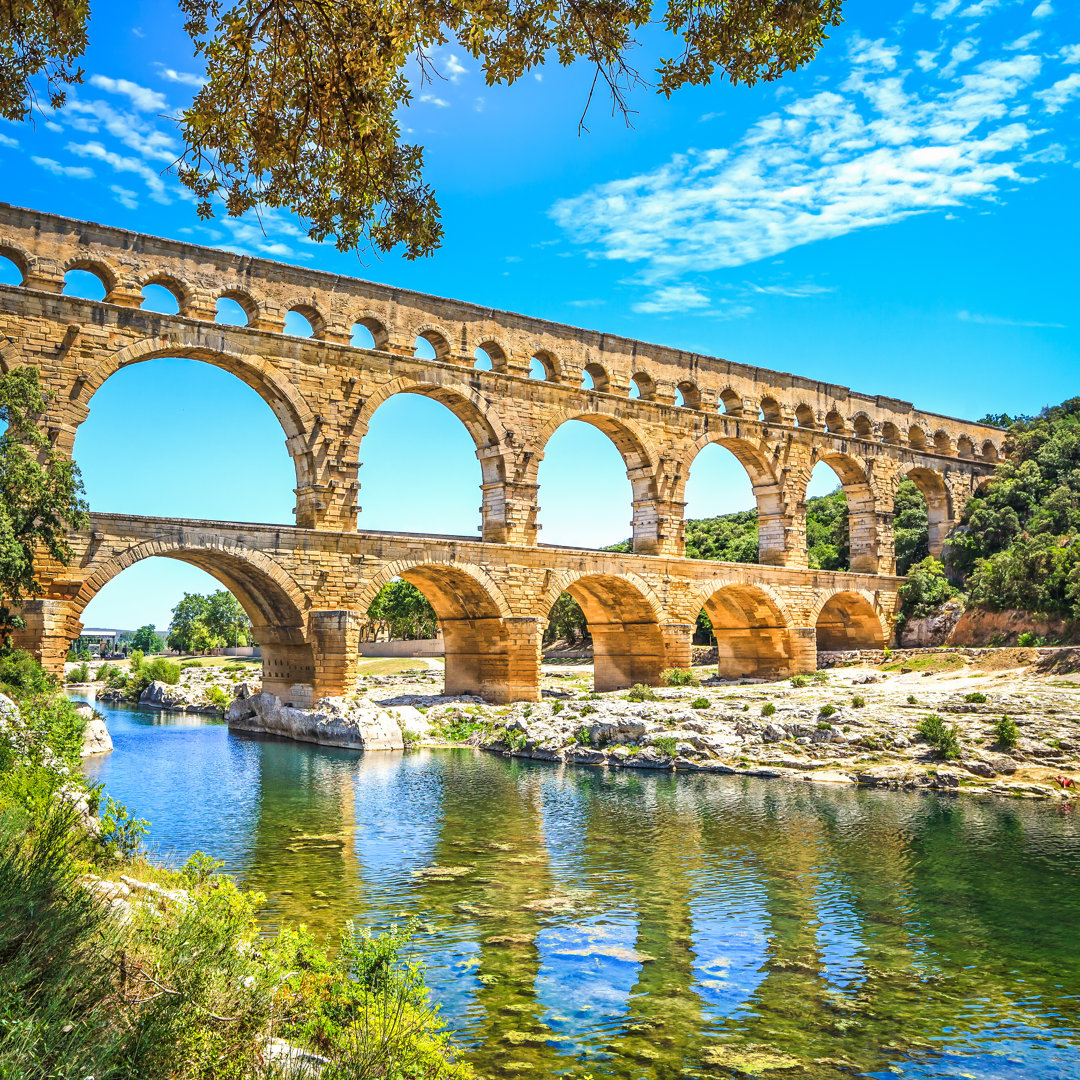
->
[630,497,685,557]
[441,615,541,703]
[849,509,895,575]
[592,621,668,692]
[11,599,80,682]
[308,609,365,700]
[661,622,694,671]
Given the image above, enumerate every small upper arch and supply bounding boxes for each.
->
[413,324,454,361]
[214,289,259,327]
[628,371,656,401]
[760,395,783,424]
[581,361,609,393]
[0,244,30,285]
[675,379,700,409]
[474,338,510,373]
[530,350,560,382]
[933,429,954,455]
[349,311,390,351]
[907,424,928,450]
[982,439,1000,462]
[62,257,116,300]
[852,412,874,439]
[718,388,744,416]
[957,435,976,458]
[795,403,818,429]
[283,300,327,339]
[824,408,848,435]
[880,421,902,444]
[138,273,189,315]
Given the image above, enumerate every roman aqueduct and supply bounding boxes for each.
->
[0,205,1004,703]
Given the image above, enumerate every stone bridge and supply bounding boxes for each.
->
[0,204,1004,702]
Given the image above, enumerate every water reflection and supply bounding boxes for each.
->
[82,698,1080,1079]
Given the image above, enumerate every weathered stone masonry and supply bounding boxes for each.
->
[0,205,1004,703]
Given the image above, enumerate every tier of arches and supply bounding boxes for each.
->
[0,240,1001,463]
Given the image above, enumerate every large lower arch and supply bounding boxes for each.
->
[353,376,513,542]
[696,581,804,680]
[70,535,317,704]
[541,571,668,691]
[359,558,529,702]
[904,466,953,558]
[804,450,884,574]
[814,591,887,652]
[531,411,664,554]
[50,333,323,525]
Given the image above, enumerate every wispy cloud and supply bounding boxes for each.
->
[748,282,835,298]
[551,14,1072,308]
[88,74,167,112]
[632,284,711,314]
[66,140,172,202]
[32,156,94,179]
[0,133,17,148]
[419,93,450,108]
[155,65,206,88]
[444,54,467,83]
[1033,1,1053,17]
[958,309,1064,327]
[110,185,139,210]
[1036,72,1080,112]
[65,98,178,162]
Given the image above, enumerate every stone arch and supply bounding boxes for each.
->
[352,374,511,541]
[676,379,700,409]
[0,243,30,284]
[474,337,511,373]
[804,449,883,574]
[629,371,656,400]
[881,421,902,444]
[982,439,1000,463]
[414,323,454,361]
[933,429,953,455]
[582,361,609,392]
[214,288,260,326]
[62,256,116,299]
[824,408,848,434]
[760,395,783,424]
[904,465,953,557]
[349,310,390,350]
[359,558,516,700]
[852,412,874,439]
[539,570,668,691]
[692,580,800,680]
[60,334,319,518]
[718,388,744,416]
[908,424,928,450]
[795,403,818,428]
[72,534,316,704]
[530,408,662,553]
[282,299,327,338]
[530,349,560,382]
[814,590,887,652]
[137,272,190,315]
[957,435,976,458]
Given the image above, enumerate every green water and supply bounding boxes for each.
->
[80,698,1080,1079]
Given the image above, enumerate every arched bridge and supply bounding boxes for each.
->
[0,205,1002,702]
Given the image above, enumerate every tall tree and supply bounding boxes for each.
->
[0,0,844,257]
[130,624,163,653]
[204,590,252,646]
[0,367,88,643]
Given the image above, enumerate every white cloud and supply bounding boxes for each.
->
[960,0,1001,15]
[155,66,206,88]
[849,34,900,71]
[940,38,979,78]
[66,140,172,202]
[551,41,1053,290]
[1006,31,1041,50]
[916,50,940,71]
[1036,72,1080,112]
[748,282,835,298]
[445,54,467,83]
[110,185,138,210]
[88,74,167,112]
[1061,45,1080,64]
[632,284,711,314]
[1032,1,1053,17]
[64,99,177,162]
[32,156,94,179]
[933,0,962,18]
[419,93,450,108]
[959,309,1064,327]
[0,132,17,148]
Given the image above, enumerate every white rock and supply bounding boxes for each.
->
[80,712,113,756]
[227,693,404,751]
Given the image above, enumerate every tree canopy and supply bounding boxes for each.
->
[1,0,844,257]
[167,589,253,652]
[0,367,88,643]
[130,625,163,653]
[366,580,438,640]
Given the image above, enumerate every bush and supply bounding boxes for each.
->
[204,685,229,713]
[552,701,564,715]
[916,714,962,759]
[65,662,91,685]
[625,684,658,702]
[761,702,776,717]
[895,557,958,628]
[574,725,591,746]
[180,659,204,670]
[790,675,808,688]
[1017,632,1045,647]
[661,667,698,687]
[652,735,678,758]
[690,697,709,709]
[98,796,149,862]
[145,658,181,685]
[851,694,866,708]
[993,714,1019,750]
[907,694,918,704]
[819,704,837,718]
[0,650,57,698]
[964,691,988,704]
[579,703,597,716]
[180,850,225,887]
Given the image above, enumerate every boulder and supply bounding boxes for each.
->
[226,692,404,751]
[389,705,430,739]
[140,680,190,710]
[80,711,113,757]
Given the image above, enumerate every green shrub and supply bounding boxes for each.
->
[916,714,962,759]
[652,735,678,758]
[790,675,808,688]
[817,720,832,731]
[0,650,57,698]
[661,667,698,687]
[574,726,591,746]
[145,658,181,685]
[964,691,988,704]
[895,557,957,628]
[819,704,837,718]
[204,685,229,713]
[65,662,90,685]
[811,672,829,685]
[180,850,225,887]
[180,659,204,670]
[761,702,776,717]
[579,704,597,716]
[1017,632,1045,647]
[851,694,866,708]
[625,684,658,702]
[690,697,709,710]
[907,694,918,704]
[552,701,564,715]
[98,796,149,862]
[993,714,1019,750]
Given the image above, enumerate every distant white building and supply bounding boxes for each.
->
[73,628,125,657]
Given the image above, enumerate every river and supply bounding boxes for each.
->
[79,697,1080,1079]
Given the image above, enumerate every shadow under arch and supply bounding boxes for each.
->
[359,558,520,701]
[73,534,315,703]
[58,333,319,516]
[903,465,953,558]
[814,590,886,652]
[352,375,511,541]
[530,410,662,554]
[540,570,668,691]
[694,580,801,679]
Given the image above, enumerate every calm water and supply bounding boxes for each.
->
[80,697,1080,1080]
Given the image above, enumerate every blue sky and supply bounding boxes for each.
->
[1,0,1077,631]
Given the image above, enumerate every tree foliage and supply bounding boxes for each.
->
[543,591,589,646]
[130,625,163,654]
[893,478,929,575]
[367,580,438,640]
[946,398,1080,618]
[895,556,957,628]
[1,0,843,257]
[0,368,88,642]
[167,589,252,653]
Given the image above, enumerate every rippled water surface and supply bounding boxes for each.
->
[80,697,1080,1079]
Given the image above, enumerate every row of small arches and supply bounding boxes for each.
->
[0,252,998,460]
